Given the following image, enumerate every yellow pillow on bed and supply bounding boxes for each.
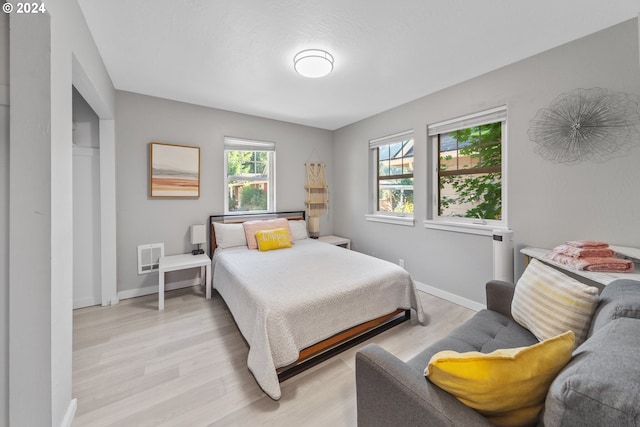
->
[243,218,293,250]
[255,228,292,252]
[425,330,574,427]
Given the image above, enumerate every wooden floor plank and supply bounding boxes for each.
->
[72,286,474,426]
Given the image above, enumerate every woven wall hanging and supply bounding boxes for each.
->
[305,163,328,238]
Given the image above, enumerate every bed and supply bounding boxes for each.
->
[210,211,425,400]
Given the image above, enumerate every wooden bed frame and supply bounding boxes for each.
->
[208,211,411,382]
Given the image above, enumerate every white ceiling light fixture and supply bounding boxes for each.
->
[293,49,334,78]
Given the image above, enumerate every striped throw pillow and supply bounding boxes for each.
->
[511,259,599,347]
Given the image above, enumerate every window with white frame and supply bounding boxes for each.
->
[369,130,414,217]
[427,106,507,230]
[224,137,275,214]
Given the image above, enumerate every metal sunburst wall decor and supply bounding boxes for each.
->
[527,88,640,165]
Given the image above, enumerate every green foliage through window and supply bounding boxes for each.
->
[226,150,270,212]
[438,122,502,220]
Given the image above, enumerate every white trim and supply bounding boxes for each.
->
[72,296,101,310]
[427,105,507,136]
[428,108,508,230]
[423,219,509,236]
[368,129,414,148]
[59,399,77,427]
[99,119,118,306]
[117,277,203,301]
[365,214,415,226]
[369,131,415,216]
[415,280,485,312]
[72,58,119,309]
[224,136,275,151]
[71,55,113,119]
[223,146,276,215]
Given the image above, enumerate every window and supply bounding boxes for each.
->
[224,137,275,214]
[368,130,414,222]
[427,106,507,232]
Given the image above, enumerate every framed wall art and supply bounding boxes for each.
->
[149,142,200,198]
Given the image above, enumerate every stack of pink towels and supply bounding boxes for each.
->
[545,240,634,272]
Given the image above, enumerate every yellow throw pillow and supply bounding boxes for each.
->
[425,330,575,427]
[242,218,293,250]
[255,228,292,252]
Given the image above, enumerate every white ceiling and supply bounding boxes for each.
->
[77,0,639,130]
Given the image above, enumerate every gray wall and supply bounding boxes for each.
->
[0,9,8,427]
[115,91,334,294]
[9,11,54,426]
[333,19,640,305]
[8,0,115,425]
[72,87,100,148]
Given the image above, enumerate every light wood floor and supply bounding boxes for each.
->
[72,286,475,426]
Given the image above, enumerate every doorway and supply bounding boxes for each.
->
[72,87,102,309]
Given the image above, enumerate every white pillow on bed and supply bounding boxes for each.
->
[213,222,247,249]
[289,220,308,241]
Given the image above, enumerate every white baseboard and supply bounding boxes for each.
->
[73,296,101,309]
[117,279,201,301]
[414,280,485,312]
[60,399,77,427]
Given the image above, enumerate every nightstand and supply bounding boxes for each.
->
[318,235,351,249]
[158,253,211,310]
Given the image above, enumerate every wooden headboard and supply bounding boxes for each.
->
[209,211,306,255]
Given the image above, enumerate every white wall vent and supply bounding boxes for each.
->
[137,243,164,274]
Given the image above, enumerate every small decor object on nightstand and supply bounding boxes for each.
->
[191,224,206,255]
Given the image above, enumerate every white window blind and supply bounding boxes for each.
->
[224,137,275,151]
[369,129,414,148]
[427,106,507,136]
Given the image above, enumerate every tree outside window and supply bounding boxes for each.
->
[226,150,272,212]
[438,121,502,220]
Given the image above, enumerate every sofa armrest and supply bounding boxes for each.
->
[486,280,515,320]
[355,344,491,427]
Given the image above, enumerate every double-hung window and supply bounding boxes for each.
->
[367,130,414,225]
[426,106,507,233]
[224,137,275,214]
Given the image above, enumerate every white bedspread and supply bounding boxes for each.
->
[212,239,425,399]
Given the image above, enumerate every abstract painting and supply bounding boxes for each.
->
[150,142,200,198]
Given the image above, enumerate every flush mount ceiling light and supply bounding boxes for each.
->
[293,49,334,78]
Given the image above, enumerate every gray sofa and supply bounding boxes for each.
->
[355,278,640,426]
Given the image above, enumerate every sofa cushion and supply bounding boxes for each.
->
[407,310,537,373]
[425,331,574,427]
[511,259,599,346]
[588,279,640,335]
[543,317,640,427]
